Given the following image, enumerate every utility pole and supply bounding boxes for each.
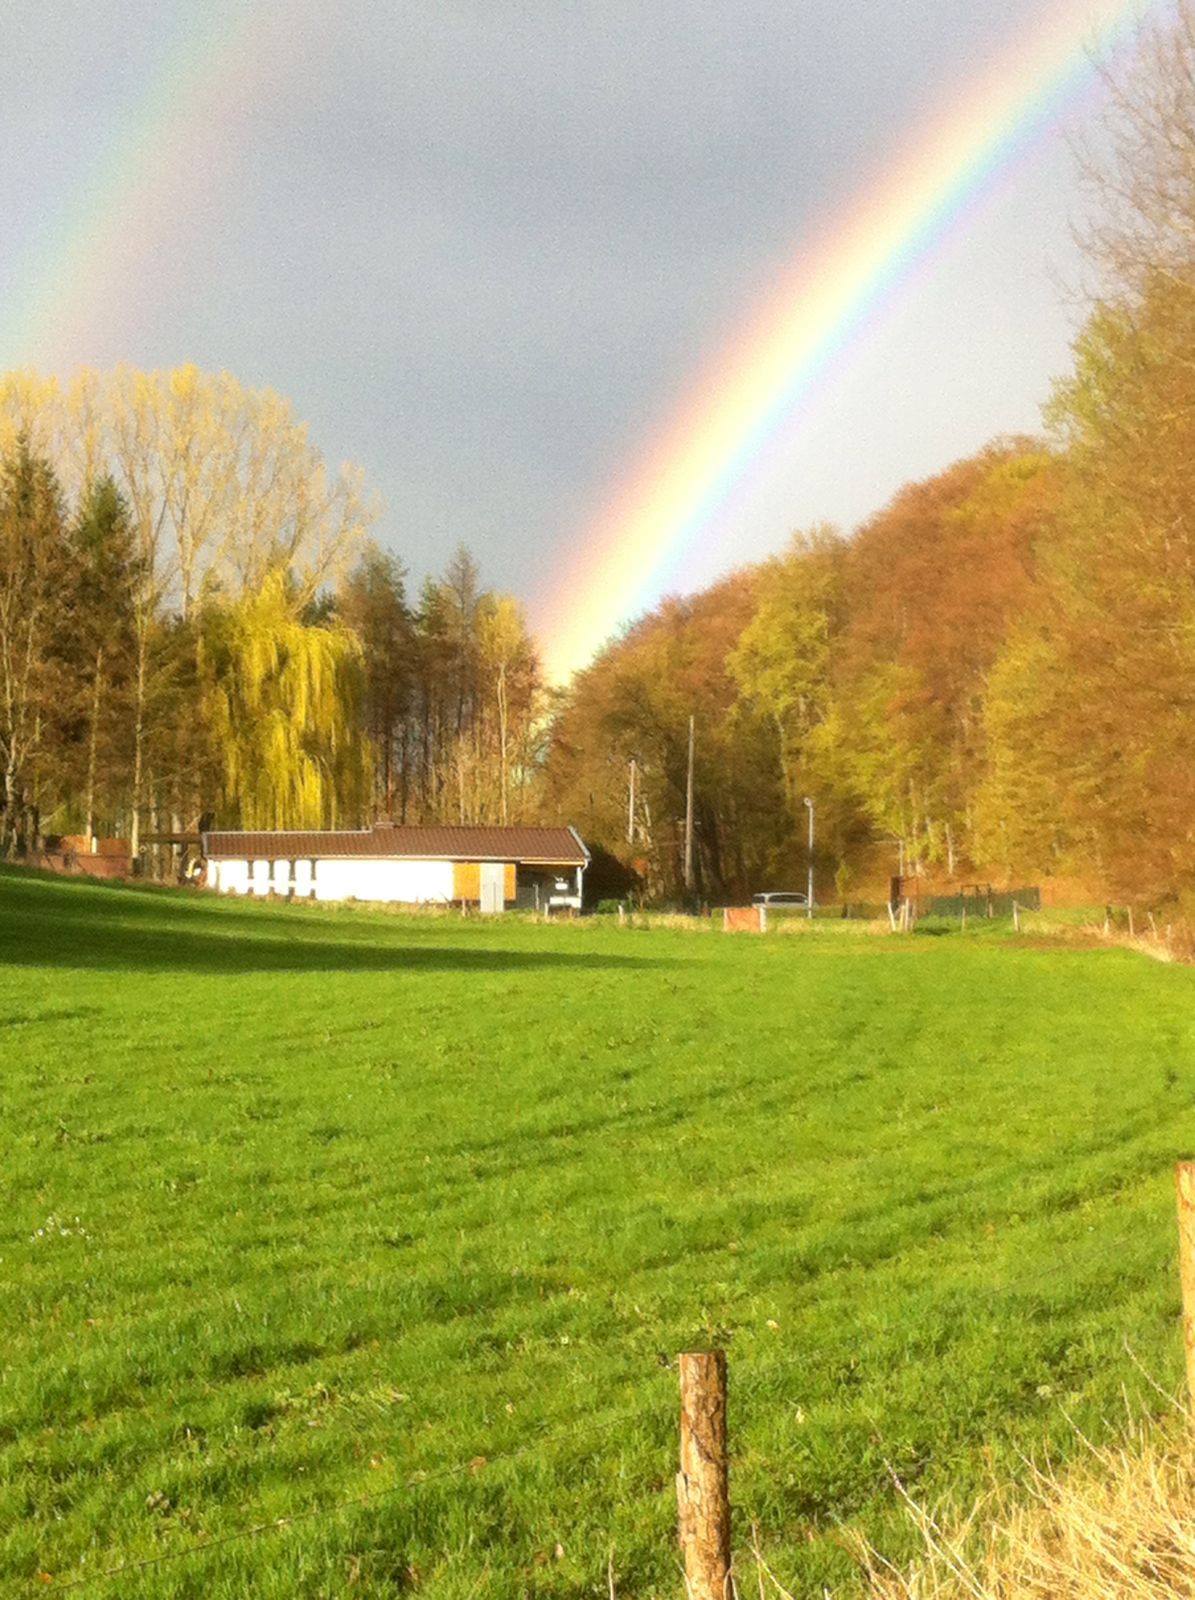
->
[627,758,637,847]
[804,795,815,919]
[683,715,695,897]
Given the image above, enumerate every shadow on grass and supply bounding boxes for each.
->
[0,863,381,937]
[0,868,666,977]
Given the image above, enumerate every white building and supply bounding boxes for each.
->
[202,823,589,913]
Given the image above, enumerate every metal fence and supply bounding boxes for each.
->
[920,886,1041,918]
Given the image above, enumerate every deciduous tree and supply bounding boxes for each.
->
[200,570,370,830]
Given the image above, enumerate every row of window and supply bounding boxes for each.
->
[240,859,319,879]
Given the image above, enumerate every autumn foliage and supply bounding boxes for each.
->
[2,8,1194,906]
[542,441,1062,902]
[0,371,542,859]
[543,6,1195,910]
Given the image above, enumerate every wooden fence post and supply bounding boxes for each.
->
[758,905,767,934]
[1177,1164,1195,1413]
[677,1350,731,1600]
[1013,901,1021,934]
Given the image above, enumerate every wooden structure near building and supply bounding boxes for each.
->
[723,906,766,932]
[35,835,132,880]
[202,823,588,913]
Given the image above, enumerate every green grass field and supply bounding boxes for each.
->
[3,868,1193,1598]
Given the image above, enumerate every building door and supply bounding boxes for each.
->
[480,861,506,914]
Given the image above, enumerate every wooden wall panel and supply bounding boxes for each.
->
[504,862,516,902]
[453,861,481,901]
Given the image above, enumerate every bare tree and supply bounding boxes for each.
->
[1079,2,1195,300]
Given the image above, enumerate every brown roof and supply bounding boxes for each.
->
[203,823,588,865]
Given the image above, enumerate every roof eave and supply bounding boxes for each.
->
[203,848,588,865]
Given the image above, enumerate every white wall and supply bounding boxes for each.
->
[209,858,250,894]
[314,857,455,903]
[210,855,455,905]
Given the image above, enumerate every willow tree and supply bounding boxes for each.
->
[0,365,376,850]
[200,571,370,830]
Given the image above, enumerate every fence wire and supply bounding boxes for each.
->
[46,1400,647,1592]
[41,1343,818,1593]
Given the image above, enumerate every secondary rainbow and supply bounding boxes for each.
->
[539,0,1158,682]
[0,2,263,368]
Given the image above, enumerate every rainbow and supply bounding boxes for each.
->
[538,0,1159,682]
[0,2,264,369]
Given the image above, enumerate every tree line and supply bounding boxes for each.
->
[0,368,541,861]
[2,6,1192,907]
[543,6,1195,909]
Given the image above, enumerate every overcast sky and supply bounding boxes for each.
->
[2,0,1135,648]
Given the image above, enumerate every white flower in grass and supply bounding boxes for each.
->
[30,1213,88,1241]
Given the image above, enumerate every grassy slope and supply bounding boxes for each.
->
[1,868,1192,1598]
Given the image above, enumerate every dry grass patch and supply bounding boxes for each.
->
[750,1416,1195,1600]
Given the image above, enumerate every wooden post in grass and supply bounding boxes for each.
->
[677,1350,731,1600]
[1177,1165,1195,1412]
[1013,901,1021,934]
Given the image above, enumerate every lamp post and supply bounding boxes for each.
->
[803,796,814,919]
